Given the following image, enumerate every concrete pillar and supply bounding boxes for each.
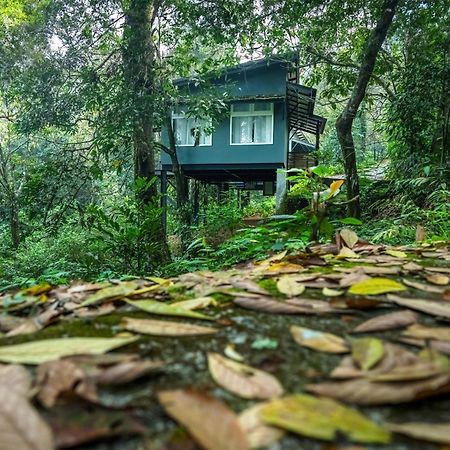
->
[275,170,287,213]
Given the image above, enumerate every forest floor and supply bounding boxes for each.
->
[1,237,450,450]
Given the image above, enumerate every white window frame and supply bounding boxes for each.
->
[172,112,212,147]
[229,103,274,146]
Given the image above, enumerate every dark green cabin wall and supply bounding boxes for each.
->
[161,62,289,168]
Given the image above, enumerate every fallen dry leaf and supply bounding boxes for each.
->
[402,324,450,342]
[260,394,390,443]
[0,386,55,450]
[402,278,446,294]
[234,296,309,314]
[158,389,249,450]
[7,307,61,337]
[336,247,359,260]
[126,299,212,320]
[122,317,217,336]
[95,360,164,385]
[171,296,217,310]
[238,403,285,449]
[0,336,138,365]
[426,274,450,286]
[387,295,450,319]
[352,310,417,333]
[208,353,283,399]
[306,372,450,405]
[387,422,450,444]
[348,278,406,295]
[0,363,31,396]
[352,338,384,371]
[290,325,349,353]
[276,276,305,297]
[79,281,139,307]
[340,228,359,249]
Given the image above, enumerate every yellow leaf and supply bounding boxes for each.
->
[336,246,359,259]
[348,278,406,296]
[385,250,407,258]
[290,325,348,353]
[327,179,344,199]
[276,277,305,297]
[260,394,390,443]
[352,338,384,371]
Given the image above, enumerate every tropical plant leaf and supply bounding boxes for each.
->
[157,389,249,450]
[260,394,390,443]
[0,337,138,365]
[348,278,406,295]
[125,299,212,320]
[207,353,283,399]
[290,325,349,353]
[122,317,218,336]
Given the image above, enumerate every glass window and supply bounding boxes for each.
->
[230,103,273,145]
[172,114,212,146]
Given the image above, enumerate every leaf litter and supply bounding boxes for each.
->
[0,241,449,448]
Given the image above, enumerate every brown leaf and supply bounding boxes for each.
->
[331,343,420,379]
[416,224,427,242]
[306,373,450,405]
[352,310,417,333]
[234,296,308,314]
[0,386,55,450]
[286,298,346,314]
[7,307,61,337]
[339,271,371,288]
[290,325,349,353]
[36,360,86,408]
[0,363,31,396]
[122,317,218,336]
[238,403,285,449]
[387,422,450,444]
[403,262,423,272]
[387,295,450,319]
[230,278,270,295]
[402,278,446,294]
[402,324,450,342]
[398,337,450,356]
[73,303,116,318]
[95,360,164,385]
[208,353,283,399]
[426,274,450,286]
[158,389,249,450]
[0,314,26,332]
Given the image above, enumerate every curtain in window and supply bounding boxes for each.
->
[232,117,252,143]
[253,115,271,143]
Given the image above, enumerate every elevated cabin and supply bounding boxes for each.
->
[160,55,326,207]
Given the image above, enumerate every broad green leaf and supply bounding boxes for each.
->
[276,276,305,297]
[349,278,406,295]
[340,217,363,226]
[79,282,139,307]
[0,337,138,365]
[260,394,390,444]
[352,338,384,371]
[126,300,212,320]
[290,325,348,353]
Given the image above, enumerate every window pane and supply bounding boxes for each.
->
[232,116,252,143]
[254,103,271,112]
[186,118,196,145]
[253,115,271,143]
[173,118,188,145]
[232,103,251,112]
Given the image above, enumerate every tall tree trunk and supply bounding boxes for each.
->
[336,0,399,218]
[10,200,20,249]
[123,0,160,203]
[123,0,169,261]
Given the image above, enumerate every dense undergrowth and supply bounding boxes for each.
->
[1,173,448,290]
